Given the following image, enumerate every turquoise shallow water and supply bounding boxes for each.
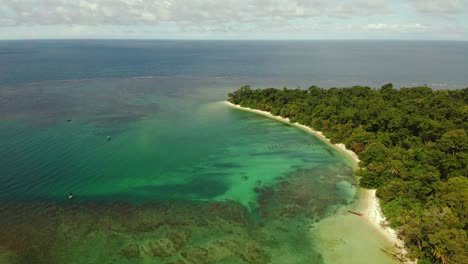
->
[0,77,371,263]
[0,77,352,206]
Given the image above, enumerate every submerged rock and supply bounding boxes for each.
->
[180,246,209,263]
[239,243,271,264]
[119,243,140,258]
[146,238,179,258]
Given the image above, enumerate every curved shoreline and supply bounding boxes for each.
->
[224,102,360,166]
[224,101,413,263]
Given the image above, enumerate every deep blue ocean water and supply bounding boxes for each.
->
[1,40,467,88]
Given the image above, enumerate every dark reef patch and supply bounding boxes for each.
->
[0,163,356,264]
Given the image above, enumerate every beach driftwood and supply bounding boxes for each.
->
[347,210,363,216]
[379,246,404,262]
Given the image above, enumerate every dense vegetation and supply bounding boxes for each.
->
[228,84,468,264]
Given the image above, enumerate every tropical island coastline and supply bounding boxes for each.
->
[226,84,468,264]
[224,101,361,167]
[224,100,411,263]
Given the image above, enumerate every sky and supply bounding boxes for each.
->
[0,0,467,40]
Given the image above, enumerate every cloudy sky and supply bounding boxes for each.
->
[1,0,467,40]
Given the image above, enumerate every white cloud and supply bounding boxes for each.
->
[0,0,391,28]
[408,0,467,15]
[336,22,434,35]
[331,0,392,18]
[0,0,467,39]
[361,23,428,32]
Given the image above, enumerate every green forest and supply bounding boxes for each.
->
[228,84,468,264]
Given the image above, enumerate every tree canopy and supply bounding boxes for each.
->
[228,84,468,263]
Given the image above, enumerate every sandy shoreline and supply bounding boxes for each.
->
[224,101,360,166]
[363,190,404,247]
[224,101,413,263]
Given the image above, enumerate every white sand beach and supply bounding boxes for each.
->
[225,101,414,263]
[224,102,360,164]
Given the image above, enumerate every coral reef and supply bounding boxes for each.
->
[0,164,354,264]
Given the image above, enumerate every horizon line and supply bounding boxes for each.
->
[1,38,468,42]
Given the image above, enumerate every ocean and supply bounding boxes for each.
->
[0,40,467,264]
[1,40,468,88]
